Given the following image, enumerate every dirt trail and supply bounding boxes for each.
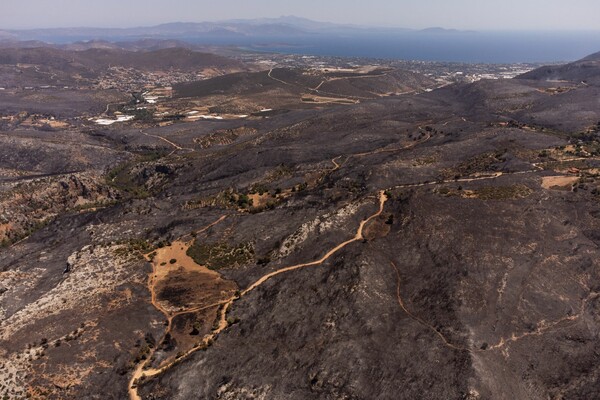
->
[103,102,119,115]
[139,129,193,153]
[390,260,595,354]
[330,131,432,174]
[533,156,599,168]
[313,80,326,90]
[355,133,432,158]
[267,68,372,100]
[129,192,387,399]
[267,69,291,86]
[331,156,342,171]
[390,262,466,351]
[128,216,228,399]
[392,171,513,190]
[242,191,386,295]
[310,71,389,91]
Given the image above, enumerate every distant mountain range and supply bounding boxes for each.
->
[0,16,473,43]
[2,17,598,63]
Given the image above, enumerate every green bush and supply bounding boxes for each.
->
[187,241,254,270]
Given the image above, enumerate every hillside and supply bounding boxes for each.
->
[0,47,244,72]
[1,50,600,400]
[173,67,436,113]
[517,53,600,85]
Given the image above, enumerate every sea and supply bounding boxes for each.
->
[40,30,600,64]
[185,30,600,64]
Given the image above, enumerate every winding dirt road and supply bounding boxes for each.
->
[242,191,387,295]
[390,260,597,354]
[267,69,291,86]
[128,147,598,398]
[331,156,342,171]
[329,131,432,175]
[139,129,194,153]
[267,68,373,101]
[128,216,228,399]
[129,192,387,399]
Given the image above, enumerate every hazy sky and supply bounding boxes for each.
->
[2,0,600,30]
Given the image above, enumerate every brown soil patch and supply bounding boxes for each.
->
[0,222,13,241]
[586,168,600,175]
[150,307,220,368]
[248,193,272,208]
[301,95,358,104]
[130,193,388,399]
[136,234,237,375]
[541,176,579,190]
[42,119,70,129]
[151,240,236,313]
[363,217,392,241]
[156,269,236,311]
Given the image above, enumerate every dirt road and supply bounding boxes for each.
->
[129,192,387,398]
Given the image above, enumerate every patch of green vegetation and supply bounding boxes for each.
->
[0,218,52,248]
[187,183,287,213]
[131,108,155,122]
[474,185,533,200]
[184,189,236,210]
[266,164,294,182]
[131,333,155,364]
[114,239,155,258]
[249,184,269,195]
[385,214,394,225]
[236,193,253,209]
[444,151,505,179]
[249,198,279,214]
[106,161,150,198]
[187,241,255,270]
[438,184,532,200]
[72,199,118,212]
[538,150,550,158]
[105,153,166,199]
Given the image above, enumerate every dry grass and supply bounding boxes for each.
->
[541,176,579,190]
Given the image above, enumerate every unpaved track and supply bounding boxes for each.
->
[267,69,291,86]
[390,259,597,354]
[267,68,372,100]
[129,192,387,399]
[139,129,193,152]
[330,131,432,173]
[128,148,597,397]
[242,191,387,295]
[331,156,342,171]
[128,216,228,399]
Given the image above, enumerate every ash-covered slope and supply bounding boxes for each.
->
[2,52,600,400]
[0,47,244,73]
[582,51,600,61]
[173,67,436,113]
[136,79,600,400]
[517,52,600,85]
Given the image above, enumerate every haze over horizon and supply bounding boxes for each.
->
[3,0,600,31]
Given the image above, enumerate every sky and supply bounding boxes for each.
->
[2,0,600,31]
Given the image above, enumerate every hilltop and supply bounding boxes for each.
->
[517,54,600,85]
